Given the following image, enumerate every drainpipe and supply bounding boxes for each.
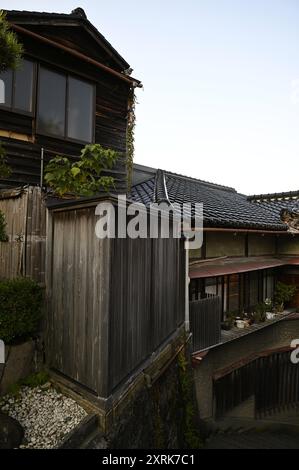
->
[40,148,44,188]
[185,239,190,332]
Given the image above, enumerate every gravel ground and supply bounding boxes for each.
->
[0,384,87,449]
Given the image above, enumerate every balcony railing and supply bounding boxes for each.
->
[190,295,222,352]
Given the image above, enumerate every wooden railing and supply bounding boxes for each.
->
[214,348,299,419]
[190,296,222,352]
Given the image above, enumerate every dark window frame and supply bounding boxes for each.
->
[36,64,96,145]
[0,59,37,117]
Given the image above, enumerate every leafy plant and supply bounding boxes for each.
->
[253,303,267,323]
[0,278,43,344]
[44,144,118,198]
[274,282,297,312]
[0,10,23,72]
[0,210,8,242]
[177,350,202,448]
[0,143,12,179]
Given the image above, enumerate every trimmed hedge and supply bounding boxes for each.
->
[0,278,43,344]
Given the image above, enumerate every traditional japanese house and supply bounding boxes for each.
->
[132,165,299,421]
[0,8,141,191]
[0,10,187,435]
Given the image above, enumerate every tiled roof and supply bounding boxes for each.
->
[248,191,299,218]
[131,169,289,231]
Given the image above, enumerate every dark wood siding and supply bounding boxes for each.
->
[108,235,185,391]
[0,30,130,194]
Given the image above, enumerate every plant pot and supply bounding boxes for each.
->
[0,340,35,396]
[221,321,232,331]
[236,320,246,329]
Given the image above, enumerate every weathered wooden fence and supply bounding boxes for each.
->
[0,186,46,283]
[214,348,299,419]
[190,296,222,352]
[46,200,185,398]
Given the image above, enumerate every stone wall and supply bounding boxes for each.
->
[106,345,202,449]
[194,318,299,419]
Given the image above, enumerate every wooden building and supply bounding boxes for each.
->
[0,8,141,282]
[0,10,187,418]
[0,8,141,192]
[132,166,299,421]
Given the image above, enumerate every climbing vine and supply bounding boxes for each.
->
[0,143,12,179]
[126,88,137,192]
[177,349,202,448]
[0,210,8,242]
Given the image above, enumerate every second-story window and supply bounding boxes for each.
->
[0,59,35,113]
[37,67,94,143]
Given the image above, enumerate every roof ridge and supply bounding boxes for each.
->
[248,190,299,202]
[165,170,237,193]
[6,8,130,70]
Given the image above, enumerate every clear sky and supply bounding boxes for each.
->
[3,0,299,194]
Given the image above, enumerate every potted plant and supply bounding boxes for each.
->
[0,278,43,395]
[253,302,267,323]
[221,312,235,330]
[274,282,297,313]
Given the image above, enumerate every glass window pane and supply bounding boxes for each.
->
[0,69,13,107]
[38,67,66,137]
[67,77,93,142]
[14,60,34,112]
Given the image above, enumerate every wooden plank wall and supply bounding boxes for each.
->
[46,205,185,397]
[109,235,185,392]
[0,186,46,283]
[46,207,111,397]
[190,296,222,352]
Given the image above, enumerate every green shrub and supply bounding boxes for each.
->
[0,278,43,344]
[44,143,117,197]
[253,302,267,323]
[0,10,23,72]
[274,282,297,312]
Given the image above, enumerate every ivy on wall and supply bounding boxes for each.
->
[126,88,137,192]
[0,143,12,180]
[0,210,8,242]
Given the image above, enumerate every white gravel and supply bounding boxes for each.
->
[0,384,87,449]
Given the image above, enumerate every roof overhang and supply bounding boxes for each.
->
[189,256,299,279]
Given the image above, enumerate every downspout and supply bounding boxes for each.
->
[185,239,190,333]
[154,170,190,332]
[40,147,44,188]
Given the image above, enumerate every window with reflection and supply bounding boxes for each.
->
[37,67,94,142]
[0,60,34,112]
[37,68,66,137]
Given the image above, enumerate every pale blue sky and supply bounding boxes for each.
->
[3,0,299,194]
